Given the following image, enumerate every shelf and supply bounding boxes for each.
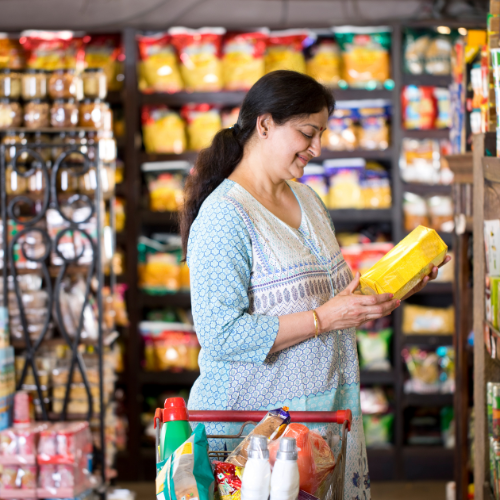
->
[360,370,395,385]
[402,182,452,196]
[403,129,450,140]
[404,393,454,407]
[329,209,392,224]
[11,330,120,349]
[483,157,500,183]
[140,152,198,164]
[139,88,393,108]
[402,74,452,87]
[139,291,191,308]
[402,446,454,480]
[107,91,124,104]
[139,370,199,386]
[140,210,179,225]
[416,282,453,295]
[402,334,454,346]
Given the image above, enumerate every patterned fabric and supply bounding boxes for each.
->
[187,179,370,500]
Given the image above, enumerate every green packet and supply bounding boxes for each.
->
[156,424,215,500]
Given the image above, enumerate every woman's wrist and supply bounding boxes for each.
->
[313,305,330,335]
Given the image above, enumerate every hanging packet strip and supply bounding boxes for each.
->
[156,424,214,500]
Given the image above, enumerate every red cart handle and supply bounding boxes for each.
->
[188,410,352,432]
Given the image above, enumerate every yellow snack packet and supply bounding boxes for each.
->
[359,226,447,300]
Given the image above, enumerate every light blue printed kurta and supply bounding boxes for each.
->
[187,178,370,500]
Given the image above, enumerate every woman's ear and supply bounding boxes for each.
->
[256,113,273,139]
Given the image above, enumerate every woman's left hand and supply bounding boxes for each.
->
[402,254,452,300]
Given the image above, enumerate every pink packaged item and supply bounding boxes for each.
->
[38,422,90,464]
[38,464,56,489]
[1,466,18,489]
[0,423,48,465]
[20,466,37,489]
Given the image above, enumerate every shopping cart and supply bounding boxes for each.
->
[154,408,352,500]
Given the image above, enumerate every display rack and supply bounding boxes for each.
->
[0,134,113,492]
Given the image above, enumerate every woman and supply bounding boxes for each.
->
[181,70,449,499]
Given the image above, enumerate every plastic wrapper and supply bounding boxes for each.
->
[359,225,448,300]
[226,407,290,467]
[334,26,391,87]
[362,414,394,447]
[402,85,436,130]
[264,30,309,74]
[0,36,26,69]
[268,423,335,495]
[402,304,454,335]
[360,387,389,415]
[156,425,213,500]
[305,38,341,86]
[137,33,183,93]
[425,35,452,75]
[404,30,432,75]
[182,104,222,151]
[325,158,364,209]
[213,461,242,500]
[357,328,392,371]
[222,31,267,90]
[170,27,225,92]
[434,87,451,128]
[361,167,392,209]
[147,169,185,212]
[84,34,123,92]
[358,100,390,150]
[141,105,186,154]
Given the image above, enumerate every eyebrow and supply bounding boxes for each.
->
[302,123,320,130]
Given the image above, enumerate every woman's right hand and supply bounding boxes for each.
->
[316,273,400,333]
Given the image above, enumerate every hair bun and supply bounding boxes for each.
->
[232,123,241,135]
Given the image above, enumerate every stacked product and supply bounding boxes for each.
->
[403,193,454,233]
[0,348,15,430]
[360,387,393,448]
[402,85,451,130]
[357,317,392,372]
[299,160,392,210]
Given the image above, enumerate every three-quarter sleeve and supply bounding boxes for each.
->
[187,198,279,364]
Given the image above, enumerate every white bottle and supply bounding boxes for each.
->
[241,435,271,500]
[270,437,300,500]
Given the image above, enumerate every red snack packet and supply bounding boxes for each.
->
[213,461,242,499]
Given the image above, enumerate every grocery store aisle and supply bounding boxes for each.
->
[119,481,447,499]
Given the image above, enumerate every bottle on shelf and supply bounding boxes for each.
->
[270,437,300,500]
[159,397,192,461]
[241,435,271,500]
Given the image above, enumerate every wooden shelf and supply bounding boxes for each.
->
[139,291,191,308]
[402,334,454,346]
[483,157,500,182]
[139,370,199,386]
[403,129,450,140]
[402,446,454,481]
[140,210,179,225]
[402,182,452,196]
[360,370,395,385]
[404,393,454,407]
[402,74,452,87]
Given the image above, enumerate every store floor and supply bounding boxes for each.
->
[119,481,448,499]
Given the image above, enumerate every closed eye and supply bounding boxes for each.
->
[301,132,312,139]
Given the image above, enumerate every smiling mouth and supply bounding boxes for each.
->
[296,154,309,165]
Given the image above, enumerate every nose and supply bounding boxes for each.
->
[308,135,322,158]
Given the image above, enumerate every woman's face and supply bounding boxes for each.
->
[261,107,329,181]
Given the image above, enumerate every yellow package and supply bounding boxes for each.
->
[170,27,225,92]
[360,226,447,300]
[265,30,308,74]
[182,104,222,151]
[402,304,455,335]
[306,39,341,86]
[222,31,267,90]
[141,105,186,154]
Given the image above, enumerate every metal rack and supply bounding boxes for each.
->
[0,132,114,491]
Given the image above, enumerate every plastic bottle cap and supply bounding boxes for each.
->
[162,397,189,422]
[248,435,269,459]
[277,437,298,461]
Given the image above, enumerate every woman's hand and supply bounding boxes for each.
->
[401,254,452,300]
[316,273,400,332]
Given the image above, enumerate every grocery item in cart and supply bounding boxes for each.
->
[268,423,335,495]
[226,407,290,467]
[270,437,300,500]
[170,27,226,92]
[213,461,242,500]
[264,30,309,74]
[359,225,448,300]
[156,424,214,500]
[241,435,271,500]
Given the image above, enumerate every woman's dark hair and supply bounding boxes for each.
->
[180,70,335,255]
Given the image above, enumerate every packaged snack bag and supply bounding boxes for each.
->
[359,225,448,300]
[170,27,225,92]
[222,31,268,90]
[156,424,214,500]
[213,461,242,500]
[265,30,309,74]
[358,99,390,150]
[402,85,437,130]
[142,105,186,154]
[84,34,124,92]
[0,35,26,69]
[404,29,431,75]
[268,423,335,495]
[334,26,391,87]
[402,304,455,335]
[137,33,183,93]
[182,104,221,151]
[226,407,290,467]
[305,37,341,86]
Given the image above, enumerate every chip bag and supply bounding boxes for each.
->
[222,30,268,90]
[137,33,183,93]
[142,105,186,154]
[213,461,242,500]
[226,407,290,467]
[334,26,391,87]
[170,27,225,92]
[156,424,214,500]
[265,30,309,74]
[268,423,335,495]
[182,104,222,151]
[0,35,26,69]
[306,38,341,86]
[359,225,448,300]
